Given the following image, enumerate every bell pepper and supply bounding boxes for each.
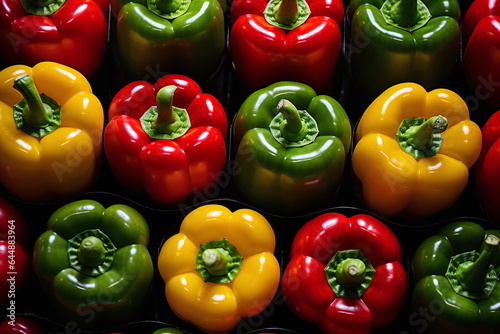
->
[0,316,45,334]
[462,0,500,108]
[32,199,154,327]
[352,82,482,219]
[152,328,185,334]
[108,328,186,334]
[0,0,108,78]
[229,0,344,93]
[281,212,407,334]
[0,62,104,202]
[476,110,500,222]
[346,0,461,97]
[0,197,30,306]
[111,0,225,81]
[232,81,351,215]
[158,204,280,333]
[411,221,500,333]
[104,74,227,205]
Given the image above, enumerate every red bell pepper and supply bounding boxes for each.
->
[0,197,30,306]
[104,74,228,205]
[229,0,344,93]
[0,0,108,78]
[462,0,500,107]
[0,316,44,333]
[476,110,500,222]
[281,212,407,334]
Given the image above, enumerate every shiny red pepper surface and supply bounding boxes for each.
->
[0,316,45,333]
[281,212,407,334]
[0,0,108,78]
[229,0,344,93]
[104,74,228,206]
[0,197,30,306]
[476,110,500,222]
[463,0,500,107]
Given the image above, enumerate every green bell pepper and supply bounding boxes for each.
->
[111,0,225,81]
[152,328,185,334]
[32,200,154,327]
[411,221,500,333]
[232,81,351,215]
[346,0,461,97]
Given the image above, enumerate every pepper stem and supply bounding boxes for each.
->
[155,0,182,14]
[277,99,308,142]
[77,236,106,268]
[195,238,243,284]
[456,235,500,292]
[396,115,448,159]
[274,0,299,25]
[147,0,191,19]
[336,258,367,288]
[408,115,448,151]
[27,0,55,6]
[389,0,419,27]
[13,74,54,129]
[324,249,375,298]
[202,248,232,275]
[139,85,190,140]
[67,229,116,277]
[153,85,179,134]
[18,0,66,15]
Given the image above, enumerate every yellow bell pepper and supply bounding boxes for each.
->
[0,62,104,202]
[158,204,280,334]
[352,83,482,220]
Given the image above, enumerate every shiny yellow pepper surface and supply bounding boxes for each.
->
[158,204,280,333]
[0,62,104,202]
[353,83,482,220]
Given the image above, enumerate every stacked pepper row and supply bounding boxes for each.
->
[1,193,499,333]
[1,0,500,333]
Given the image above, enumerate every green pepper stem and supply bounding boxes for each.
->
[13,74,55,129]
[390,0,419,27]
[155,0,182,14]
[336,258,367,288]
[19,0,66,15]
[406,115,448,151]
[274,0,299,25]
[277,99,308,142]
[195,239,243,283]
[457,235,500,292]
[26,0,55,6]
[77,236,106,267]
[202,248,232,275]
[153,85,180,134]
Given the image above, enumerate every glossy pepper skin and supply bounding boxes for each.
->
[104,74,227,205]
[0,316,45,334]
[232,81,351,215]
[0,197,30,306]
[462,0,500,107]
[111,0,225,81]
[0,62,104,202]
[476,110,500,223]
[352,83,482,219]
[346,0,461,97]
[229,0,344,93]
[0,0,108,78]
[32,200,154,327]
[152,328,185,334]
[158,204,280,333]
[411,221,500,333]
[282,212,407,334]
